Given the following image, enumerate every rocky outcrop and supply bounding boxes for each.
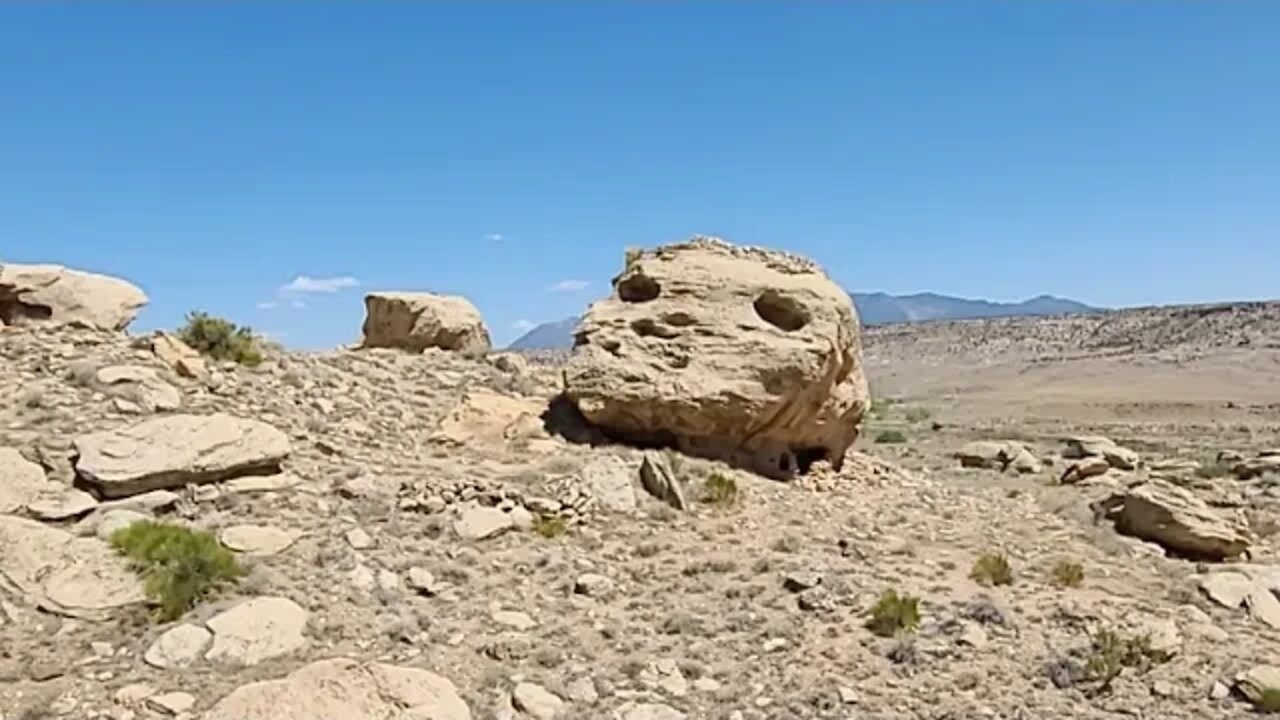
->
[563,237,870,478]
[204,658,472,720]
[955,441,1041,474]
[361,292,491,355]
[1063,435,1140,470]
[74,413,290,498]
[1093,479,1251,560]
[149,331,211,383]
[0,263,147,330]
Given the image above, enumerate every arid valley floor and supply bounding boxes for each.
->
[4,295,1280,720]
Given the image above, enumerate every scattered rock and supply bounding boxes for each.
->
[222,473,302,495]
[615,702,687,720]
[954,441,1040,473]
[219,525,300,556]
[1060,456,1111,484]
[144,624,213,669]
[150,331,210,383]
[204,596,308,666]
[92,508,151,541]
[512,682,565,720]
[579,455,638,514]
[27,488,99,521]
[574,573,615,598]
[95,365,181,412]
[563,237,870,479]
[432,388,549,448]
[1238,665,1280,709]
[146,691,195,716]
[74,413,290,498]
[344,527,374,550]
[493,610,537,631]
[1234,455,1280,480]
[1064,435,1140,470]
[0,262,147,330]
[1093,479,1251,560]
[1246,588,1280,629]
[406,567,440,596]
[361,291,491,355]
[0,447,54,514]
[639,451,687,511]
[204,657,472,720]
[782,571,823,592]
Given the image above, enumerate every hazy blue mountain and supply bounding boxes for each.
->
[507,292,1100,350]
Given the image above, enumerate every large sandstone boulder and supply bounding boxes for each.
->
[204,657,472,720]
[1093,479,1251,561]
[563,237,869,478]
[74,413,290,498]
[361,292,490,355]
[0,263,147,330]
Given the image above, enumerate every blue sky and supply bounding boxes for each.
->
[2,3,1277,349]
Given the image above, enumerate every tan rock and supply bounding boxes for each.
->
[1234,455,1280,480]
[204,596,307,666]
[639,451,687,511]
[151,332,210,383]
[95,365,181,412]
[0,447,52,514]
[1094,479,1251,560]
[219,525,299,556]
[954,441,1040,473]
[0,263,147,330]
[204,657,472,720]
[1199,571,1254,608]
[147,692,195,716]
[0,515,144,620]
[432,388,548,447]
[1247,588,1280,629]
[454,506,514,541]
[27,488,99,520]
[1061,456,1111,484]
[74,413,290,498]
[513,682,564,720]
[579,455,638,514]
[361,291,491,355]
[144,624,212,668]
[563,237,869,479]
[1238,665,1280,708]
[1064,435,1139,470]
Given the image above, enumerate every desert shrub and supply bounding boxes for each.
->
[874,429,907,445]
[1052,560,1085,588]
[177,311,263,366]
[531,514,567,539]
[1258,688,1280,713]
[701,471,739,506]
[971,553,1014,587]
[1083,627,1171,693]
[866,589,921,637]
[110,520,244,621]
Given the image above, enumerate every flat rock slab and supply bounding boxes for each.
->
[219,525,300,556]
[204,657,472,720]
[1095,480,1250,561]
[454,506,515,541]
[579,455,638,514]
[74,413,290,499]
[205,596,308,666]
[0,262,147,331]
[0,515,144,620]
[95,365,181,412]
[0,447,53,514]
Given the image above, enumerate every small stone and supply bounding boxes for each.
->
[349,565,376,592]
[763,638,788,652]
[345,527,374,549]
[512,681,565,720]
[958,622,989,649]
[782,571,822,592]
[114,683,157,705]
[406,567,438,595]
[1247,588,1280,629]
[797,587,835,612]
[28,489,99,520]
[219,524,299,556]
[1210,680,1231,700]
[692,677,721,693]
[574,573,615,598]
[91,641,114,657]
[1151,679,1177,697]
[565,675,599,704]
[204,596,308,666]
[95,509,151,540]
[376,569,401,594]
[1200,572,1254,608]
[838,686,858,704]
[508,505,534,531]
[147,692,196,716]
[493,610,537,631]
[145,624,213,669]
[222,473,301,495]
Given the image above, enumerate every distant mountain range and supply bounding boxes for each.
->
[508,292,1100,350]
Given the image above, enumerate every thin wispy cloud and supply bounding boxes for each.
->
[512,319,536,332]
[547,279,590,294]
[256,301,278,310]
[484,233,504,242]
[279,275,360,294]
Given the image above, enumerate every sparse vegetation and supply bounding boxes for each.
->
[904,407,931,423]
[1258,688,1280,713]
[177,310,264,367]
[701,471,739,506]
[971,553,1014,587]
[110,520,244,621]
[874,429,907,445]
[531,514,567,539]
[1052,560,1085,588]
[866,589,921,637]
[1082,627,1171,693]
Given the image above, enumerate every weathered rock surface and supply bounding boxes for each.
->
[563,237,869,478]
[204,657,472,720]
[512,681,565,720]
[0,515,144,619]
[454,506,515,541]
[955,440,1040,473]
[0,447,52,514]
[74,413,290,498]
[1234,455,1280,480]
[1064,435,1140,470]
[219,524,300,555]
[432,388,548,448]
[144,623,213,669]
[95,365,182,412]
[1238,665,1280,709]
[361,291,491,355]
[150,332,211,383]
[639,451,687,511]
[1095,480,1251,560]
[0,263,147,330]
[579,455,638,514]
[204,596,309,666]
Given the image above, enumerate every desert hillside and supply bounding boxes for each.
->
[3,251,1280,720]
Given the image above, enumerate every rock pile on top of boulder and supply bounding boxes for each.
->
[0,262,147,330]
[562,236,869,479]
[361,291,491,355]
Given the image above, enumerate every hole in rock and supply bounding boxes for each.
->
[631,319,680,339]
[617,273,661,303]
[753,291,810,332]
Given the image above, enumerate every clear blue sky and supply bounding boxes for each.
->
[2,3,1277,349]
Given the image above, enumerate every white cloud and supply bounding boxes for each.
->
[256,301,278,310]
[484,233,504,242]
[547,279,590,294]
[511,319,536,332]
[279,275,360,294]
